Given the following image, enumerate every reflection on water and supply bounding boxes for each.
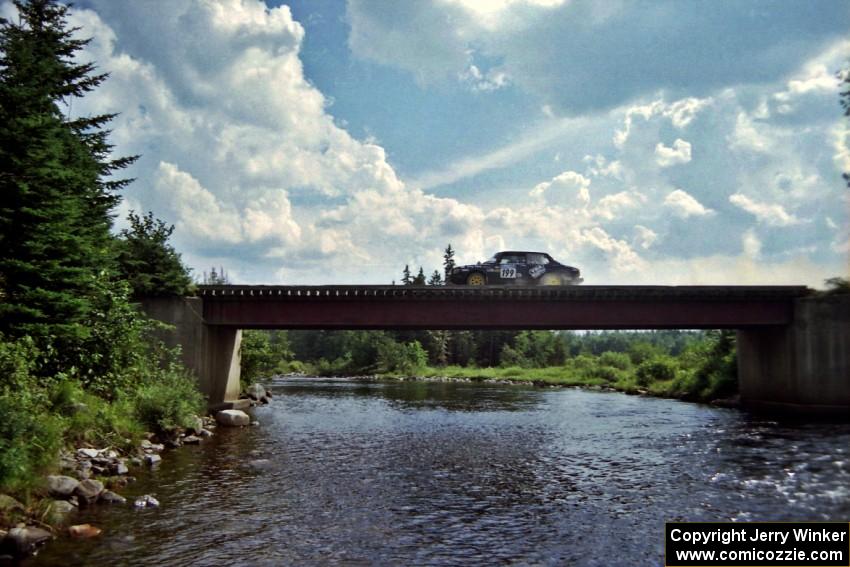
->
[28,378,850,566]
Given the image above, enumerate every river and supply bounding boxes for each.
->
[27,377,850,566]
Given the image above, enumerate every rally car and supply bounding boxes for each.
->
[448,251,583,286]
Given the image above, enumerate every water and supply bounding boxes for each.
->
[28,378,850,566]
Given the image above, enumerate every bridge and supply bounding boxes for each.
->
[141,285,849,416]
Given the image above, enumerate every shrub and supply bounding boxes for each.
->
[0,396,63,495]
[598,351,632,370]
[376,339,427,375]
[635,356,677,386]
[133,370,205,434]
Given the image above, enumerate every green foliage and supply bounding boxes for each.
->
[376,339,427,375]
[240,330,293,384]
[635,356,677,386]
[0,0,135,343]
[115,211,192,298]
[50,381,142,450]
[598,351,632,370]
[0,395,63,495]
[132,369,205,434]
[628,341,665,365]
[822,277,850,295]
[202,266,230,285]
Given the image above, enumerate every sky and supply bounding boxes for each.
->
[6,0,849,286]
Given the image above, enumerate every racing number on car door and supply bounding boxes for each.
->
[500,265,517,279]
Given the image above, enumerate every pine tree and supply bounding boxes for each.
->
[413,267,426,285]
[115,211,192,297]
[0,0,135,341]
[401,265,412,286]
[443,244,456,282]
[427,270,443,285]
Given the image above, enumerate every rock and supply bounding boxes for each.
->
[111,462,129,475]
[105,450,119,459]
[133,495,159,508]
[45,500,76,525]
[250,420,260,426]
[199,429,213,438]
[215,409,250,427]
[182,435,201,445]
[140,440,164,452]
[245,383,267,402]
[187,416,204,436]
[46,475,79,499]
[76,448,100,459]
[1,526,52,558]
[144,454,162,466]
[74,479,104,504]
[98,490,126,505]
[0,495,25,515]
[129,457,143,467]
[68,524,102,538]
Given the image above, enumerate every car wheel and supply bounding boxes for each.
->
[540,273,562,286]
[466,273,486,286]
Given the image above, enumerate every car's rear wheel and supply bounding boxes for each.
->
[466,273,486,286]
[540,273,562,286]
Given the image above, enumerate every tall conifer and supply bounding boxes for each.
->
[0,0,135,341]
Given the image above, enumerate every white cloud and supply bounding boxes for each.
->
[530,170,591,208]
[663,189,713,218]
[742,229,761,258]
[729,194,801,227]
[654,138,692,167]
[594,191,646,221]
[633,225,658,250]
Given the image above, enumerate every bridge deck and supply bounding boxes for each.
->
[196,285,809,330]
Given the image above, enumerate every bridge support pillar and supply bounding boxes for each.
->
[140,297,242,409]
[737,295,850,416]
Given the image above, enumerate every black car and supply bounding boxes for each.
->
[448,251,583,286]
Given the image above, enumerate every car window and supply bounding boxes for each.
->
[527,253,548,265]
[485,255,498,263]
[500,254,524,264]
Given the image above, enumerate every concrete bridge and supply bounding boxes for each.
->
[142,285,850,416]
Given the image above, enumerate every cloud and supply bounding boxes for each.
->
[663,189,713,218]
[654,138,692,167]
[729,194,801,226]
[530,170,591,208]
[633,225,658,250]
[346,1,848,113]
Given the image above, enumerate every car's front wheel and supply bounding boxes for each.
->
[466,273,486,285]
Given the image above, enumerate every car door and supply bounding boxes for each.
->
[497,253,525,284]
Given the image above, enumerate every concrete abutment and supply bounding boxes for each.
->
[140,297,242,408]
[738,295,850,416]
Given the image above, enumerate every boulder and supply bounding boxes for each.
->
[111,462,129,476]
[215,409,250,427]
[46,475,79,499]
[45,500,76,525]
[1,526,52,558]
[74,479,104,504]
[76,448,100,459]
[144,454,162,466]
[245,383,267,402]
[133,495,159,508]
[182,435,201,445]
[99,490,126,505]
[68,524,102,538]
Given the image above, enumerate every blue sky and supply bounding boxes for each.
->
[8,0,848,285]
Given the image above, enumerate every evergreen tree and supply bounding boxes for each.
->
[401,264,411,286]
[443,244,455,281]
[0,0,136,341]
[413,266,426,285]
[115,211,192,297]
[427,270,443,285]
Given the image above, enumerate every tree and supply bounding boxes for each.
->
[443,244,456,281]
[427,270,443,285]
[413,266,426,285]
[401,265,412,286]
[0,0,136,342]
[115,211,192,297]
[841,63,849,188]
[203,266,229,285]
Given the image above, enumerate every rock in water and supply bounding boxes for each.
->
[74,479,104,505]
[99,490,127,505]
[1,526,52,557]
[215,409,250,427]
[133,495,160,508]
[68,524,102,538]
[144,454,162,466]
[245,383,267,402]
[46,475,80,499]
